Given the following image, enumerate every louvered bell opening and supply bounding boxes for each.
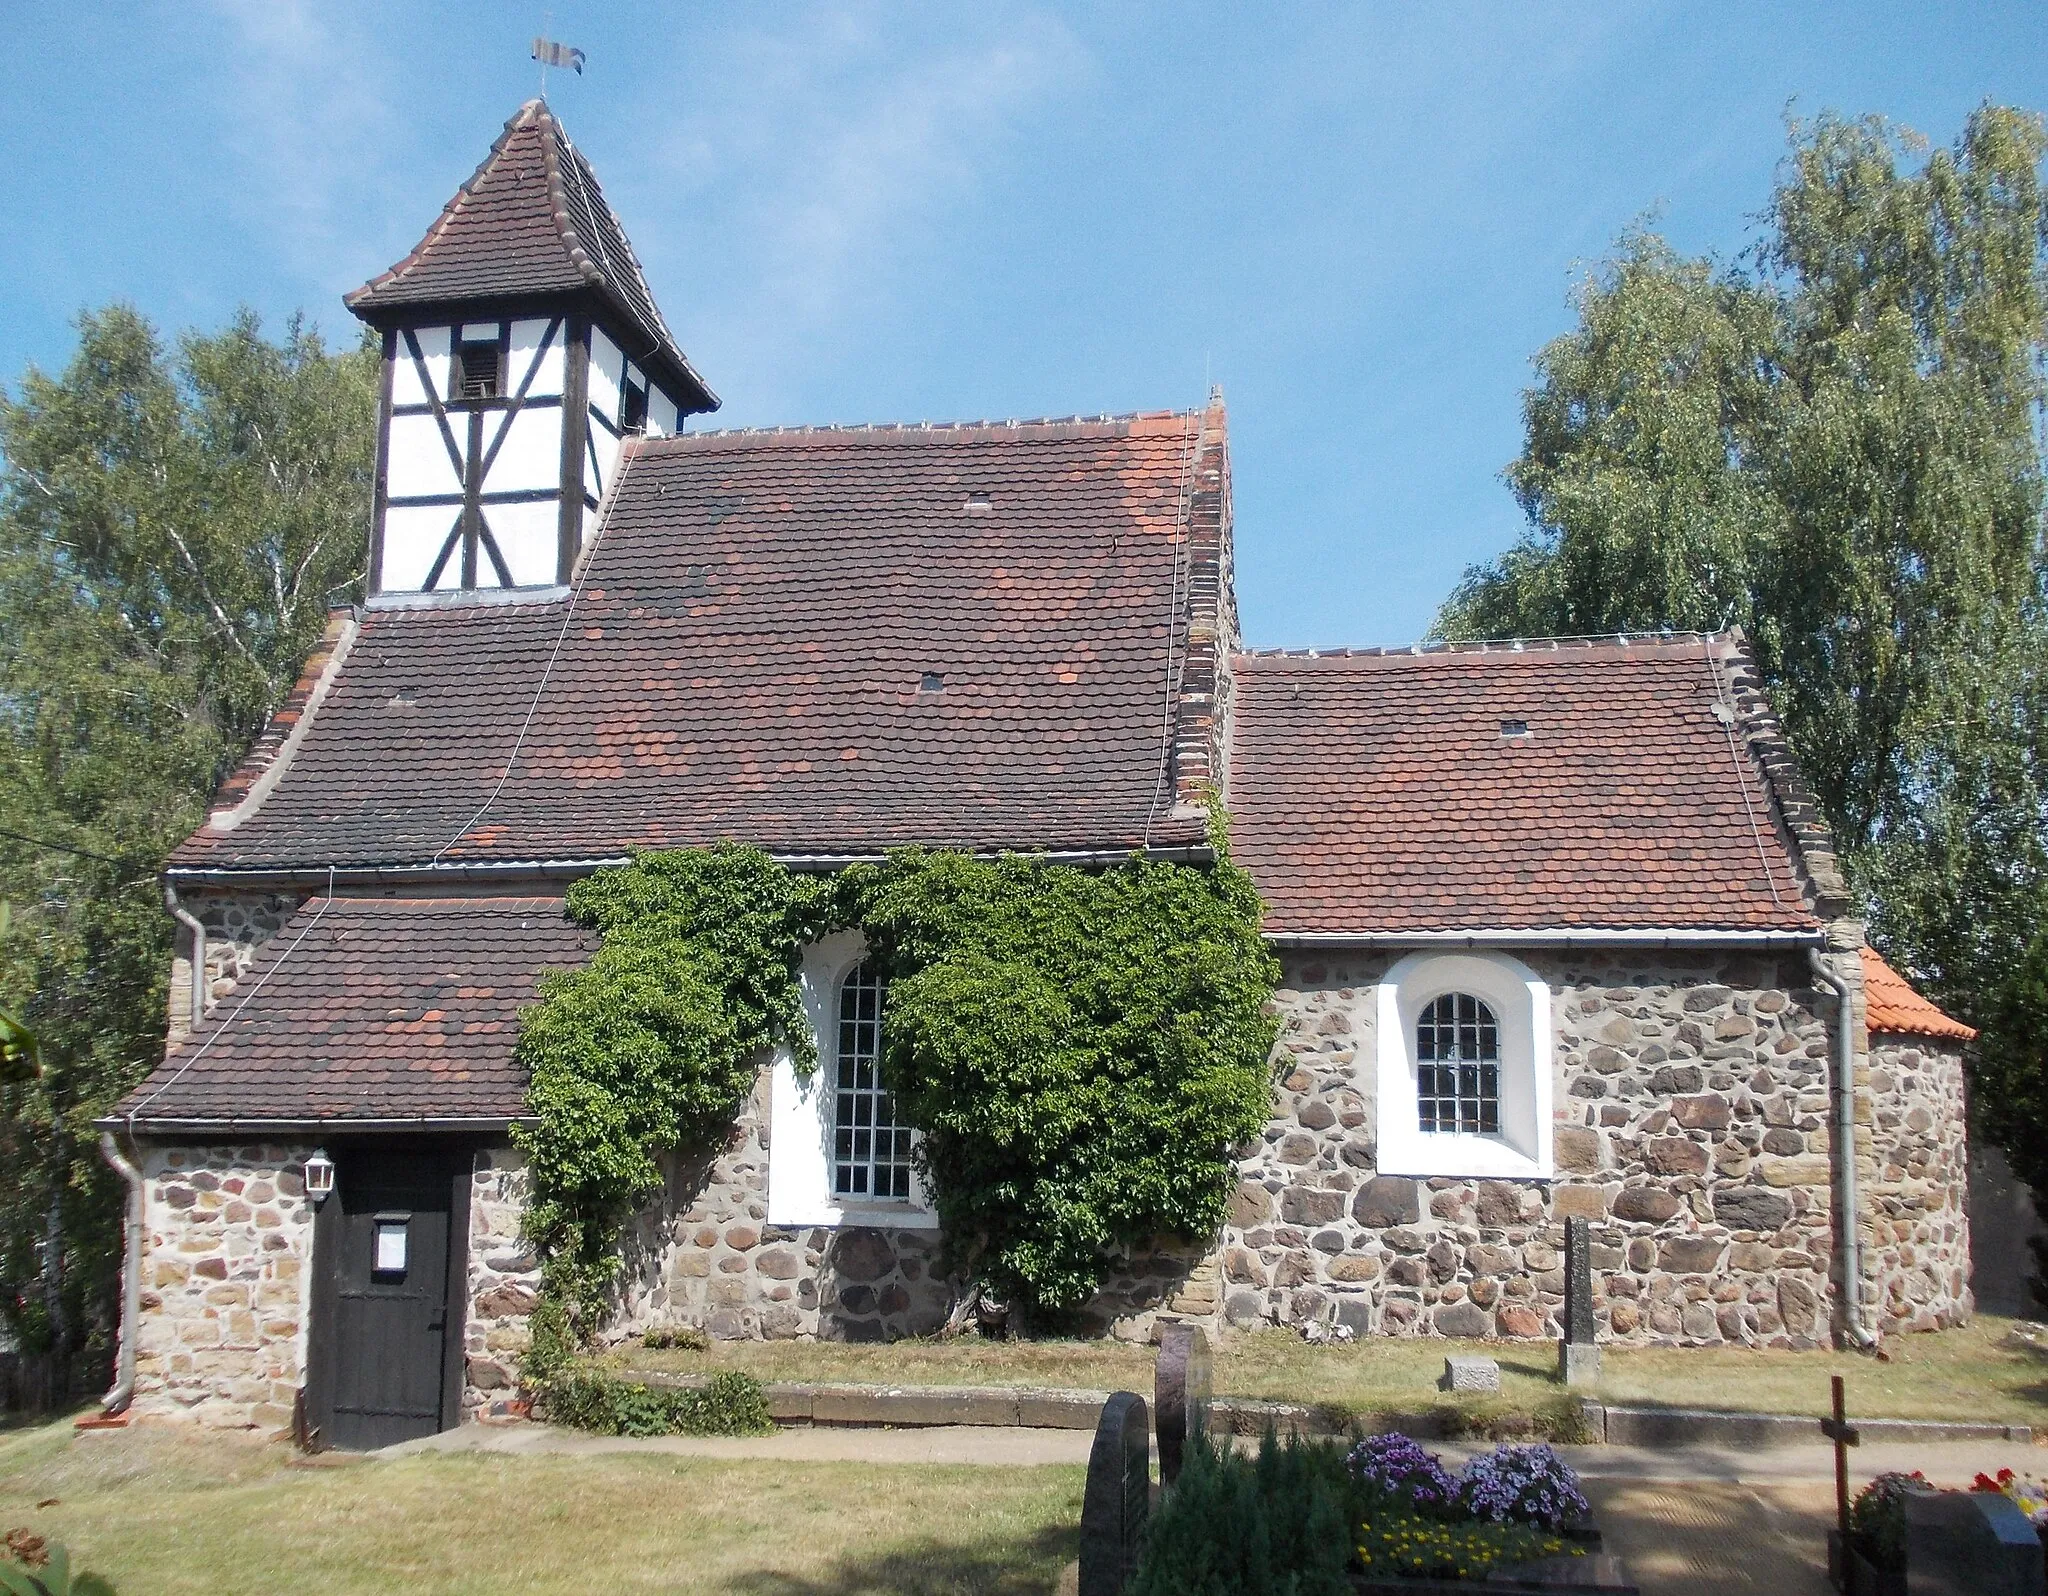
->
[452,340,501,401]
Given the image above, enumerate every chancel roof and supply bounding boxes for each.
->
[1229,635,1829,935]
[1861,950,1977,1042]
[347,99,715,413]
[171,413,1222,874]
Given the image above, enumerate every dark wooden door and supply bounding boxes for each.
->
[311,1149,467,1451]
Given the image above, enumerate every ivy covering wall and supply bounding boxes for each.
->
[846,844,1279,1312]
[513,825,1278,1363]
[512,845,830,1365]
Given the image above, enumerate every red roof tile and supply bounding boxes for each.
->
[1229,636,1822,934]
[347,100,715,413]
[108,897,593,1128]
[1861,949,1977,1041]
[172,413,1218,872]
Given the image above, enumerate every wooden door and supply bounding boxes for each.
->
[307,1148,468,1451]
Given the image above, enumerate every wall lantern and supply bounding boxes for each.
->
[303,1149,336,1204]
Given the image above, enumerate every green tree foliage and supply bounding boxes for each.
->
[0,305,375,1372]
[844,837,1278,1314]
[1437,105,2048,1186]
[513,845,832,1368]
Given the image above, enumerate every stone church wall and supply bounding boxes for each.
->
[125,1142,316,1431]
[1231,948,1856,1347]
[164,891,302,1045]
[1865,1034,1971,1332]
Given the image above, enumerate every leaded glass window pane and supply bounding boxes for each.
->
[1415,992,1502,1135]
[831,960,912,1200]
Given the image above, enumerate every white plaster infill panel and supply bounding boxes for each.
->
[508,318,565,398]
[588,326,624,430]
[1374,949,1553,1180]
[386,410,464,500]
[392,325,450,407]
[767,931,939,1230]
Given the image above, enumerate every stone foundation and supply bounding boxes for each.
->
[129,1142,315,1430]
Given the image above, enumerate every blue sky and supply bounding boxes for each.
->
[5,3,2044,645]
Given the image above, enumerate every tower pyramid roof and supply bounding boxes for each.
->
[348,99,716,412]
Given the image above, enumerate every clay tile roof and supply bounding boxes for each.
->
[1861,949,1977,1041]
[171,413,1215,871]
[106,897,595,1128]
[1229,635,1824,935]
[347,99,715,413]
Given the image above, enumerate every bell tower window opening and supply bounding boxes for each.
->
[621,377,649,434]
[451,338,501,402]
[1415,992,1501,1134]
[831,960,911,1200]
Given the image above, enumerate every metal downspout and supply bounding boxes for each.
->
[164,884,205,1033]
[97,1131,144,1415]
[1809,948,1878,1348]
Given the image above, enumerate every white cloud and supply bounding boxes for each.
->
[617,4,1088,416]
[200,0,400,287]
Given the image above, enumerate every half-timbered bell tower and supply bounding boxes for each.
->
[346,100,718,597]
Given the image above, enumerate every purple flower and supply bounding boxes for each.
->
[1347,1433,1460,1514]
[1457,1444,1591,1532]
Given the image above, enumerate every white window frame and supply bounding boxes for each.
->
[766,931,939,1229]
[1374,950,1553,1179]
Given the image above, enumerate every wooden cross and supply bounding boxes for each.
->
[1821,1373,1860,1540]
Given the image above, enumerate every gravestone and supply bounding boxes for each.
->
[1905,1488,2044,1596]
[1154,1323,1212,1486]
[1079,1391,1150,1596]
[1440,1354,1501,1393]
[1558,1215,1601,1387]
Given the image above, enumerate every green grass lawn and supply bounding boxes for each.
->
[0,1421,1083,1596]
[606,1314,2048,1426]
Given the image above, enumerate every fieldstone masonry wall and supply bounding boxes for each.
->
[166,891,301,1044]
[126,945,1973,1432]
[1229,947,1920,1348]
[600,1072,955,1344]
[1866,1035,1972,1332]
[462,1148,541,1412]
[130,1143,315,1430]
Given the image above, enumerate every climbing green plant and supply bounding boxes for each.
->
[843,819,1279,1315]
[513,844,830,1375]
[515,819,1279,1367]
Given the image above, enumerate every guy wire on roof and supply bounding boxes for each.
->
[127,866,339,1131]
[430,439,644,867]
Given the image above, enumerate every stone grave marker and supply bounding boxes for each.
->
[1440,1354,1501,1393]
[1558,1215,1601,1387]
[1905,1487,2044,1596]
[1154,1322,1212,1485]
[1079,1391,1150,1596]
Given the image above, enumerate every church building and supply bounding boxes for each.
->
[100,101,1975,1447]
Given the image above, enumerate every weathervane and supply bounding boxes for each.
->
[532,33,586,98]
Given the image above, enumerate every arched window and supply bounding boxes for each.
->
[1415,992,1501,1135]
[831,960,912,1200]
[1373,951,1553,1180]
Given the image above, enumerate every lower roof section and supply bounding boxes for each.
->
[107,896,593,1131]
[1229,636,1824,937]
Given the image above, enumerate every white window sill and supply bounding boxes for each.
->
[1376,1129,1551,1181]
[770,1199,942,1231]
